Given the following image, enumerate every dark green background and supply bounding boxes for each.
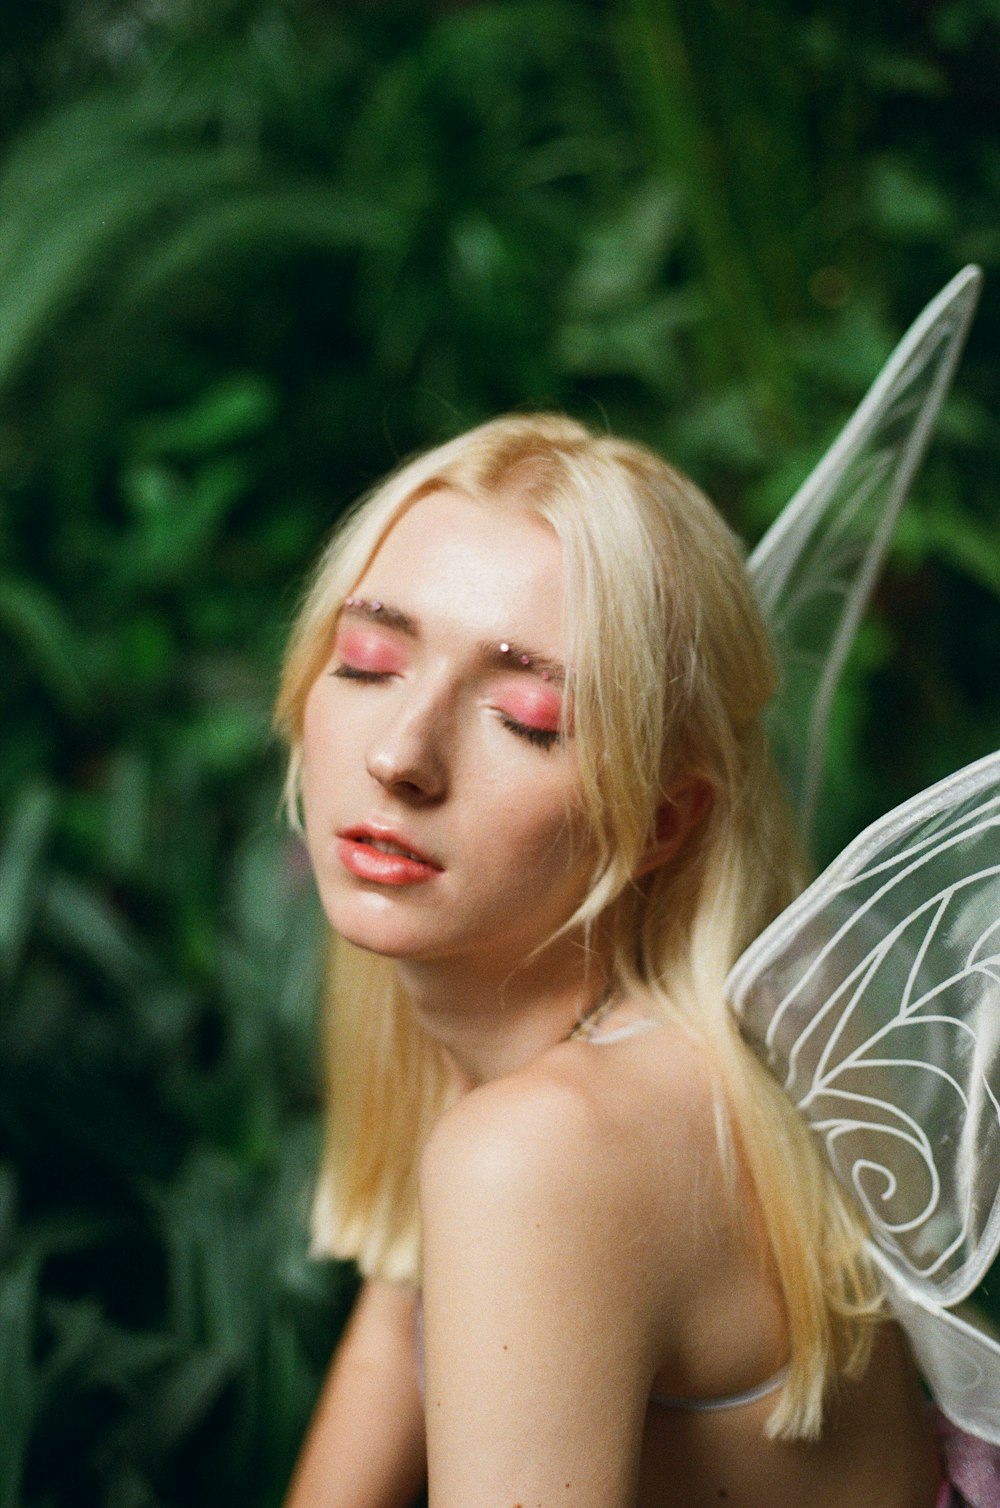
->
[2,2,999,1503]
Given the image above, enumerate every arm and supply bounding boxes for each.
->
[283,1278,427,1508]
[418,1073,664,1508]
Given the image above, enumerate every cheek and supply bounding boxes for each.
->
[300,684,340,815]
[300,684,324,769]
[488,786,591,879]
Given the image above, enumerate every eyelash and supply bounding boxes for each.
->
[331,665,388,682]
[498,714,561,751]
[331,666,561,750]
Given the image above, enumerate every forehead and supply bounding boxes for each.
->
[355,488,565,647]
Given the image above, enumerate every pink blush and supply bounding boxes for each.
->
[335,624,408,675]
[494,683,564,733]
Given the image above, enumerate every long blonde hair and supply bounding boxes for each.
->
[274,413,881,1440]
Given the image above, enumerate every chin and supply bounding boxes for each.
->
[320,898,441,961]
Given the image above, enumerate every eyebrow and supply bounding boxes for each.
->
[340,598,418,635]
[477,640,566,686]
[339,597,566,687]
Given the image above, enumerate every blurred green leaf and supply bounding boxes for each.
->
[863,50,949,96]
[0,1255,36,1508]
[121,455,252,583]
[868,154,956,241]
[896,492,1000,598]
[40,873,155,992]
[0,1166,15,1262]
[0,578,88,712]
[102,751,152,881]
[132,377,277,459]
[129,1346,238,1455]
[0,782,55,981]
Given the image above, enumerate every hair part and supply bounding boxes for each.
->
[275,413,882,1441]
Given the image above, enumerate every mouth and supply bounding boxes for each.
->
[339,826,442,870]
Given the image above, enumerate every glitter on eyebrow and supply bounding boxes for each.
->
[340,597,419,636]
[482,638,565,685]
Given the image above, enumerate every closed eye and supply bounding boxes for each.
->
[330,665,392,683]
[330,666,561,746]
[498,713,561,750]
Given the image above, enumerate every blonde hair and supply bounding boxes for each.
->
[274,414,881,1440]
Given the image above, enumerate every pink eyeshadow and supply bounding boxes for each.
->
[335,624,408,675]
[494,683,564,732]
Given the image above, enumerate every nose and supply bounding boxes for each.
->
[365,696,449,803]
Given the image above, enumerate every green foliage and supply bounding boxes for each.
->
[2,0,999,1500]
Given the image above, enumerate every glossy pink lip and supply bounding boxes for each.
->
[336,825,442,886]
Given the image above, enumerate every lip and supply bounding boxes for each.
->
[336,824,443,886]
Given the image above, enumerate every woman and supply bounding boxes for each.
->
[276,414,948,1507]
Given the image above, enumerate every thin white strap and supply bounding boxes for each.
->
[649,1364,789,1413]
[580,1017,661,1046]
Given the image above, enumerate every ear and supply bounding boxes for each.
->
[633,776,714,880]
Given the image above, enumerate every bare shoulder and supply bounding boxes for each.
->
[424,1012,722,1170]
[420,1014,727,1288]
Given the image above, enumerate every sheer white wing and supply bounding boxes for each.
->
[750,266,982,841]
[875,1261,1000,1444]
[726,751,1000,1435]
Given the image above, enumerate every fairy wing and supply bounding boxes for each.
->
[727,750,1000,1441]
[749,266,982,842]
[879,1268,1000,1444]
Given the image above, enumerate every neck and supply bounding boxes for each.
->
[393,941,610,1087]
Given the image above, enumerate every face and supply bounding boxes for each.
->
[300,488,596,973]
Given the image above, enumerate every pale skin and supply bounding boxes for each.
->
[284,489,940,1508]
